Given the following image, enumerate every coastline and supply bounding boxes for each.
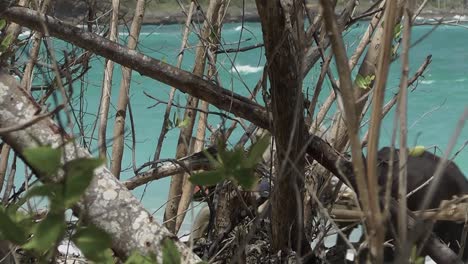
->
[140,9,468,26]
[54,3,468,26]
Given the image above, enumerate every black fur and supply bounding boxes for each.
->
[376,147,468,261]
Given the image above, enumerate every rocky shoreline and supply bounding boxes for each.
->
[140,9,468,25]
[52,1,468,26]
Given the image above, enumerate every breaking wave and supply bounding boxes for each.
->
[231,64,263,74]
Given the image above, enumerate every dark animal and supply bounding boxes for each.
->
[376,147,468,261]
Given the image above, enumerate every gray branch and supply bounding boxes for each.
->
[0,70,201,262]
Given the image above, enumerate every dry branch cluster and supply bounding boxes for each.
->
[0,0,466,263]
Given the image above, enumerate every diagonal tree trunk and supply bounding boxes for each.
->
[255,0,308,255]
[163,0,226,233]
[0,70,201,263]
[110,0,146,178]
[175,0,226,233]
[98,0,120,160]
[0,0,30,195]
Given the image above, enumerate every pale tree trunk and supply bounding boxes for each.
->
[0,0,29,64]
[0,71,201,263]
[0,0,30,193]
[255,0,308,255]
[163,0,224,233]
[0,144,10,195]
[303,0,390,232]
[152,2,195,162]
[175,0,226,233]
[364,1,398,260]
[20,0,52,91]
[1,153,16,205]
[396,0,414,255]
[328,1,404,151]
[110,0,146,178]
[98,0,120,159]
[3,0,47,204]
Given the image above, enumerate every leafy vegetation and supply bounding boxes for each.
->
[0,146,110,262]
[189,135,270,189]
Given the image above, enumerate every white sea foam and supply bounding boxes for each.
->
[119,32,159,36]
[231,64,263,74]
[421,80,435,84]
[234,25,243,31]
[455,78,467,82]
[453,15,468,21]
[18,30,31,38]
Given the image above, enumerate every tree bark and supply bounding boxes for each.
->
[98,0,120,160]
[152,2,195,163]
[20,0,52,91]
[0,70,201,263]
[163,0,225,234]
[176,0,226,233]
[110,0,145,178]
[0,5,269,128]
[0,144,10,195]
[1,153,15,204]
[255,0,307,255]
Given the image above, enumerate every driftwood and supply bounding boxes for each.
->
[0,71,201,262]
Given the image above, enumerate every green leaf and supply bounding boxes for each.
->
[356,74,373,90]
[0,207,28,244]
[23,212,66,253]
[355,74,367,89]
[365,75,375,83]
[409,146,425,157]
[24,146,62,176]
[63,158,104,208]
[221,148,243,171]
[86,248,114,264]
[189,170,224,186]
[27,183,62,198]
[245,135,271,168]
[0,19,6,31]
[394,22,403,40]
[231,167,257,190]
[125,251,157,264]
[176,118,190,128]
[410,245,425,264]
[0,33,14,53]
[19,183,64,212]
[72,225,112,260]
[162,238,180,264]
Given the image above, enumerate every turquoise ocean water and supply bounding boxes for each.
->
[20,22,468,233]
